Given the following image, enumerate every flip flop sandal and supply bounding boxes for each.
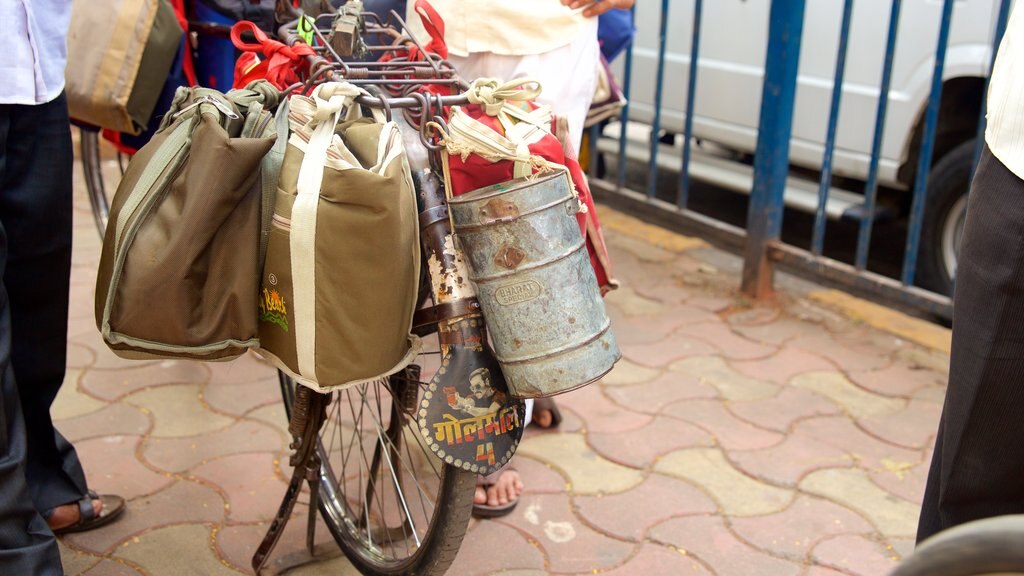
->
[46,490,126,535]
[472,467,520,518]
[530,397,562,430]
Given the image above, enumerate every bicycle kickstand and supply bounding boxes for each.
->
[252,386,328,575]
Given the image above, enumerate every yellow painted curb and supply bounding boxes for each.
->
[808,289,952,355]
[596,205,707,253]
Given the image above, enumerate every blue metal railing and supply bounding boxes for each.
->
[591,0,1011,321]
[812,0,854,257]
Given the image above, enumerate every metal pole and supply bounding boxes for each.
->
[678,0,703,209]
[616,5,637,192]
[741,0,806,299]
[812,0,854,256]
[856,0,902,270]
[901,0,954,286]
[646,0,671,199]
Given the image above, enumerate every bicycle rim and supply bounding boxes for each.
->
[281,329,475,576]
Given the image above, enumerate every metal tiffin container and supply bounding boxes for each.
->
[447,171,620,398]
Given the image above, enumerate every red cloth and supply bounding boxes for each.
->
[445,102,616,294]
[230,21,316,90]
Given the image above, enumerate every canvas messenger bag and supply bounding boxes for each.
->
[257,82,422,392]
[95,81,284,360]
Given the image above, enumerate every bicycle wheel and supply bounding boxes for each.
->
[279,324,476,576]
[890,515,1024,576]
[80,127,128,238]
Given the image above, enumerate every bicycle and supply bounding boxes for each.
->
[81,3,520,575]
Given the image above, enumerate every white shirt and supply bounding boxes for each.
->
[406,0,588,57]
[0,0,72,105]
[986,3,1024,179]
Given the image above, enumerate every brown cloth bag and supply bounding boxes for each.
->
[66,0,182,134]
[95,83,282,360]
[257,82,421,391]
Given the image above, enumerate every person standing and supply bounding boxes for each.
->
[406,0,634,518]
[0,1,124,572]
[917,2,1024,543]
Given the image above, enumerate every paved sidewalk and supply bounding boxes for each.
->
[55,169,951,575]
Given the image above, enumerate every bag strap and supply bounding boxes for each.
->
[258,99,291,271]
[230,21,316,90]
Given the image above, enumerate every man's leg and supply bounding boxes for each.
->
[917,145,1024,542]
[0,103,64,576]
[0,93,87,514]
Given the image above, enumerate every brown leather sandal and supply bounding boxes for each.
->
[45,490,126,535]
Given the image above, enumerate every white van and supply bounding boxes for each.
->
[617,0,1007,295]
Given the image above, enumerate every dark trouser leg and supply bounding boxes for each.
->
[917,145,1024,543]
[0,104,63,575]
[0,93,85,514]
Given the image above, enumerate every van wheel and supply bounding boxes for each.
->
[917,139,975,296]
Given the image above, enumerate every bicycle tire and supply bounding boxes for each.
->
[890,515,1024,576]
[80,128,128,239]
[278,323,475,576]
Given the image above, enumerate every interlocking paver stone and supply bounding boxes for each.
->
[605,285,670,316]
[795,417,922,473]
[599,358,661,386]
[729,433,852,487]
[203,375,284,417]
[668,356,779,401]
[81,360,209,400]
[557,385,652,433]
[51,369,106,419]
[602,372,717,415]
[114,524,240,575]
[447,519,547,576]
[193,453,288,524]
[848,361,946,398]
[676,322,777,360]
[729,495,874,560]
[587,415,713,468]
[811,534,902,576]
[791,371,906,420]
[620,333,718,368]
[727,387,841,432]
[81,559,145,575]
[800,468,921,537]
[663,400,784,450]
[651,515,802,576]
[868,459,931,506]
[58,543,102,576]
[857,399,942,450]
[730,346,837,385]
[73,435,174,501]
[142,421,285,473]
[515,455,569,494]
[598,543,713,575]
[655,448,794,516]
[56,402,151,443]
[500,493,635,573]
[125,383,234,438]
[575,473,716,541]
[791,334,891,372]
[515,433,643,495]
[66,341,96,369]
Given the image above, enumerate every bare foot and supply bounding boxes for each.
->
[475,468,523,508]
[46,497,103,532]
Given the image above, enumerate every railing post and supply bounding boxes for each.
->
[741,0,806,299]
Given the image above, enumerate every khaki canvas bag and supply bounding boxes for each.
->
[66,0,182,134]
[95,82,284,360]
[258,82,421,392]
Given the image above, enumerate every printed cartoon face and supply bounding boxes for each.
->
[469,369,494,400]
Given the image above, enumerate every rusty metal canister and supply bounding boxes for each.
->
[447,172,620,398]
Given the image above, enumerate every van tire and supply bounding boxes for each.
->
[917,139,975,296]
